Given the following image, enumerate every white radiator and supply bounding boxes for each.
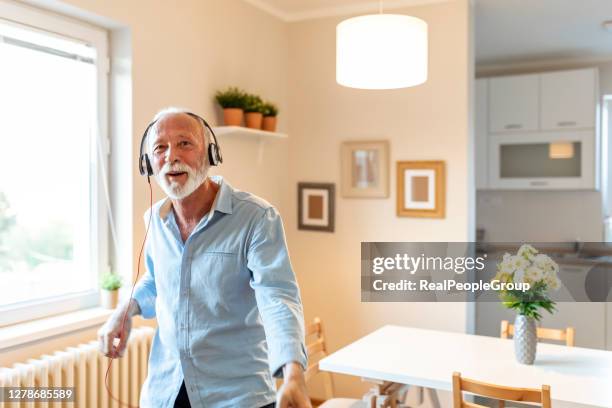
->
[0,326,155,408]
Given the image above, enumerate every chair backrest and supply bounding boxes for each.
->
[304,317,335,400]
[452,372,551,408]
[500,320,575,347]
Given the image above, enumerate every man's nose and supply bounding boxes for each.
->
[165,145,179,164]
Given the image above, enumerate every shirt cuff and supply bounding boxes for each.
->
[270,341,308,378]
[132,285,156,319]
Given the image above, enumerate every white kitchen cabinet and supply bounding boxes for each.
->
[477,67,600,190]
[608,302,612,350]
[489,74,539,133]
[475,78,488,189]
[488,130,595,189]
[540,68,597,131]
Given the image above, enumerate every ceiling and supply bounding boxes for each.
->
[475,0,612,66]
[244,0,612,66]
[241,0,448,22]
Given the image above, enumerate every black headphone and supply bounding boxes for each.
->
[138,111,223,177]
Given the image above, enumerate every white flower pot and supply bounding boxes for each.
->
[514,314,537,364]
[101,289,119,309]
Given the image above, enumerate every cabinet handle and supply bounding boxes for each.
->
[557,121,577,127]
[504,123,523,129]
[530,181,548,186]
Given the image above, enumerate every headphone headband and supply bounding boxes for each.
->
[138,111,223,177]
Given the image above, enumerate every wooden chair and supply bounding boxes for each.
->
[305,317,335,405]
[452,372,551,408]
[304,317,390,408]
[500,320,575,347]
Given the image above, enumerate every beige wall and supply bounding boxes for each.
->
[2,0,292,365]
[286,0,472,399]
[4,1,474,405]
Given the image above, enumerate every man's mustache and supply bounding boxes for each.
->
[159,162,193,177]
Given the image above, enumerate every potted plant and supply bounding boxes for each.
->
[100,272,122,309]
[215,87,246,126]
[261,102,279,132]
[493,244,560,364]
[243,93,264,129]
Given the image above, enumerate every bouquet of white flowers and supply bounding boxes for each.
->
[493,244,561,321]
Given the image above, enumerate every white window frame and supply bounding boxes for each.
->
[0,0,109,326]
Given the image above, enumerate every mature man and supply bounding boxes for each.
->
[98,108,310,408]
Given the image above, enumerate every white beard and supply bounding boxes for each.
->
[155,160,209,200]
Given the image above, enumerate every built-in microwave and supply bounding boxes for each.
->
[488,130,597,190]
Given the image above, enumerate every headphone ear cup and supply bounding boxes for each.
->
[144,154,153,176]
[215,145,223,165]
[208,144,219,166]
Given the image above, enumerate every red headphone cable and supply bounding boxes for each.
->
[104,176,153,408]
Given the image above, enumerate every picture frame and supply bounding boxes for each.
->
[396,161,445,218]
[297,182,335,232]
[341,140,389,198]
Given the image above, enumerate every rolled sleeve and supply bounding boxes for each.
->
[247,206,308,378]
[133,211,157,319]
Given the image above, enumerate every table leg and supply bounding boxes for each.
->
[360,379,441,408]
[394,385,441,408]
[425,387,441,408]
[361,379,404,408]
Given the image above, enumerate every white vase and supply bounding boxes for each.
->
[101,289,119,309]
[514,314,537,364]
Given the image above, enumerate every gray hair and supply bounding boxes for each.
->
[145,106,212,154]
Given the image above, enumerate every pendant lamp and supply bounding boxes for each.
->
[336,0,428,89]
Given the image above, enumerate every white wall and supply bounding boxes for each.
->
[477,190,603,242]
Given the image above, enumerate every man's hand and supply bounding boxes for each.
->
[277,362,312,408]
[97,299,140,358]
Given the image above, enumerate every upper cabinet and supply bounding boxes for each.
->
[477,67,600,190]
[489,74,539,133]
[540,68,597,130]
[488,68,597,134]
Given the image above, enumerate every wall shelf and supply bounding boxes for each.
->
[212,126,287,165]
[212,126,288,139]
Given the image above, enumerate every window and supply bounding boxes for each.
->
[604,96,612,241]
[0,1,109,326]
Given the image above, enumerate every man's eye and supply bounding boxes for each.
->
[180,141,191,147]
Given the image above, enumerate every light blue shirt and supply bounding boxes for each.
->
[133,176,307,408]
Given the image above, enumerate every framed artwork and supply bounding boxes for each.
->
[341,140,389,198]
[397,161,445,218]
[297,182,335,232]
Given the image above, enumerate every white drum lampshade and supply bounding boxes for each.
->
[336,14,428,90]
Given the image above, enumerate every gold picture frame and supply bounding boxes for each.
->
[341,140,389,198]
[397,161,445,218]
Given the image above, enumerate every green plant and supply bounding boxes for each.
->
[101,272,122,291]
[243,93,264,113]
[214,87,247,109]
[261,102,279,117]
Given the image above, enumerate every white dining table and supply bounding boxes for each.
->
[318,325,612,408]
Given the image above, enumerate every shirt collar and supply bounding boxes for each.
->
[158,175,233,221]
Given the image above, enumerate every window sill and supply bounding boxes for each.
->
[0,308,113,350]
